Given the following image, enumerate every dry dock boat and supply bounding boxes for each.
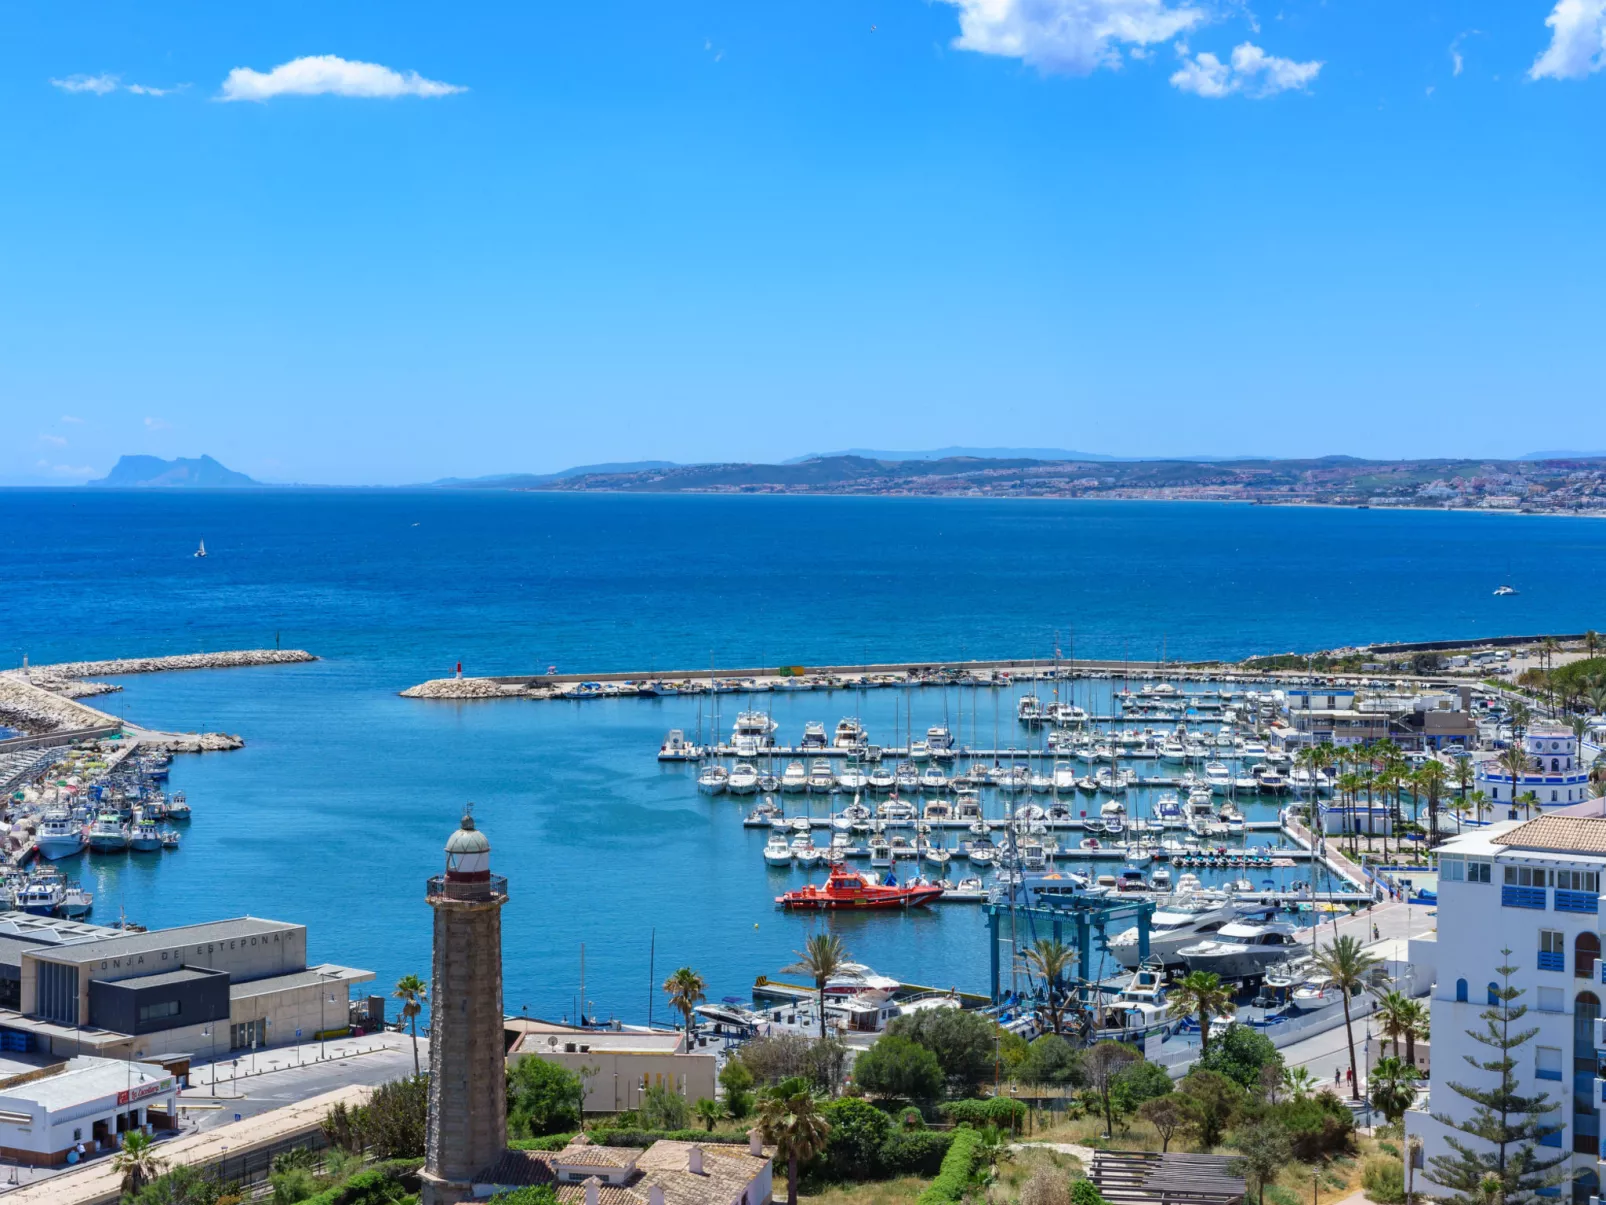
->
[776,864,944,910]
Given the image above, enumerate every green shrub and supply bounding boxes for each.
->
[1071,1179,1108,1205]
[640,1084,690,1130]
[508,1133,577,1152]
[1267,1091,1356,1160]
[899,1107,926,1131]
[489,1190,560,1205]
[1361,1156,1405,1204]
[506,1059,584,1137]
[880,1131,952,1176]
[938,1097,1028,1132]
[820,1098,892,1179]
[295,1161,423,1205]
[915,1127,985,1205]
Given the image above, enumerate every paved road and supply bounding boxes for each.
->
[180,1033,423,1132]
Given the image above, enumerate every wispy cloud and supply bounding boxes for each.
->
[218,54,466,102]
[938,0,1204,75]
[51,74,119,95]
[39,434,68,447]
[60,415,84,425]
[36,460,97,479]
[1450,30,1481,76]
[143,416,171,430]
[1530,0,1606,79]
[1170,41,1321,97]
[51,73,179,96]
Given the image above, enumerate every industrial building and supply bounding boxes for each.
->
[0,913,372,1062]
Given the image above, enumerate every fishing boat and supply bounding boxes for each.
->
[129,819,163,853]
[36,809,86,860]
[159,831,181,851]
[58,883,94,918]
[777,865,944,909]
[87,811,129,853]
[18,876,64,916]
[165,792,191,820]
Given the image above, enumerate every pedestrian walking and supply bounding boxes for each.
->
[1373,922,1380,941]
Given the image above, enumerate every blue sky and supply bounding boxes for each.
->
[3,0,1603,485]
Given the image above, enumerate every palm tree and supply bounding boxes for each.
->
[1498,745,1528,813]
[1166,970,1236,1055]
[1400,998,1428,1066]
[759,1081,832,1205]
[113,1129,167,1195]
[783,933,848,1040]
[1416,759,1447,849]
[1518,790,1540,820]
[693,1096,725,1132]
[1368,1055,1422,1125]
[1282,1065,1316,1100]
[1468,788,1489,827]
[1453,756,1475,826]
[1336,772,1363,853]
[663,966,707,1040]
[1022,938,1076,1034]
[1587,630,1600,661]
[1375,989,1414,1059]
[1313,935,1382,1100]
[1587,685,1606,717]
[393,973,427,1077]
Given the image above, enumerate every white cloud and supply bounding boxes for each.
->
[218,54,466,102]
[144,416,171,430]
[38,461,97,478]
[50,74,177,96]
[1171,40,1321,96]
[1530,0,1606,79]
[939,0,1205,74]
[38,434,67,447]
[60,415,84,425]
[51,74,119,95]
[1450,30,1481,77]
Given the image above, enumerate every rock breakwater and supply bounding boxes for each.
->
[31,649,316,678]
[401,677,549,700]
[0,674,120,733]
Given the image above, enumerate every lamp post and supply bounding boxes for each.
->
[318,970,339,1061]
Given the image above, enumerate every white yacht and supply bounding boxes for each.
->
[837,763,869,793]
[879,797,916,823]
[1204,762,1233,793]
[1159,737,1188,762]
[807,759,837,793]
[919,766,949,794]
[763,833,794,864]
[781,761,809,793]
[894,761,920,792]
[1178,919,1304,979]
[867,765,896,792]
[824,964,901,1003]
[834,718,867,749]
[1028,769,1053,793]
[1109,894,1272,969]
[922,798,953,822]
[995,765,1030,793]
[734,711,778,747]
[926,726,954,752]
[696,764,729,795]
[37,810,86,860]
[1091,962,1181,1042]
[728,762,760,795]
[1051,761,1077,793]
[800,722,829,750]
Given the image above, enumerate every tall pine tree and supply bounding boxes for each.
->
[1427,950,1569,1205]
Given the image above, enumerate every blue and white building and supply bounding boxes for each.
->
[1407,809,1606,1203]
[1478,721,1594,812]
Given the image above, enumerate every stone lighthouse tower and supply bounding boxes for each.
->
[421,807,509,1205]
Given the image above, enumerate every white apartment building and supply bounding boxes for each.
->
[1406,809,1606,1204]
[1477,722,1593,812]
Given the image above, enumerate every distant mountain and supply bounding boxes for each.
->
[89,455,259,488]
[432,461,681,488]
[1520,451,1606,460]
[785,446,1117,464]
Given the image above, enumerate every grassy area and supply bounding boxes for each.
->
[799,1175,931,1204]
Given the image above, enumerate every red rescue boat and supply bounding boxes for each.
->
[776,864,945,910]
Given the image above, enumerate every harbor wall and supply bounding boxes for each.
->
[25,650,316,678]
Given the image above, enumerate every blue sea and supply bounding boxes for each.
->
[4,489,1603,1023]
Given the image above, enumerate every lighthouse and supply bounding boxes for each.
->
[421,807,509,1205]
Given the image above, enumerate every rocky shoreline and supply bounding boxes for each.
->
[29,649,316,678]
[0,674,120,733]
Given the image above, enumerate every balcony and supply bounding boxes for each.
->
[1554,889,1599,915]
[1538,951,1565,972]
[1503,885,1547,909]
[1595,1017,1606,1049]
[425,873,509,902]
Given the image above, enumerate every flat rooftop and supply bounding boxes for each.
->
[229,964,374,1000]
[33,917,300,966]
[0,1056,169,1110]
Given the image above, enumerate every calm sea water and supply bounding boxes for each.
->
[4,489,1603,1022]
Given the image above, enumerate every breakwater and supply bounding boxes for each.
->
[28,649,316,678]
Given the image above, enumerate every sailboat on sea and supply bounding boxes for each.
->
[194,539,207,559]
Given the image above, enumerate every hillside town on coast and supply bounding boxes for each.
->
[0,625,1604,1205]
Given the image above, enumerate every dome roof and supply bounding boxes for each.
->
[445,810,491,856]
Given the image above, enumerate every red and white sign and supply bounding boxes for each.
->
[117,1078,173,1106]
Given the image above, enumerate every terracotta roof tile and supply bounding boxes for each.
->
[1492,816,1606,853]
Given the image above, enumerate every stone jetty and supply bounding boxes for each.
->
[0,673,120,733]
[29,648,315,678]
[401,677,549,700]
